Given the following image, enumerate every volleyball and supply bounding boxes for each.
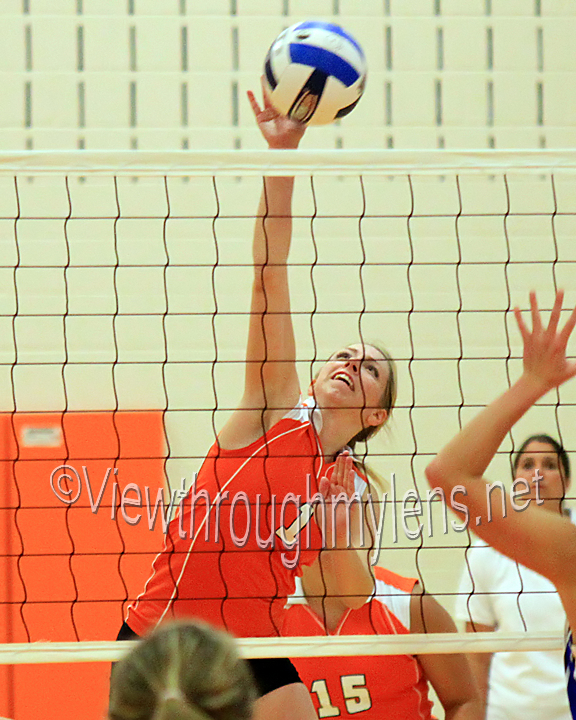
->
[263,20,367,125]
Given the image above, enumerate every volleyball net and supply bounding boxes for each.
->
[0,150,574,670]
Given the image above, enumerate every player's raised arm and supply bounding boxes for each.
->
[425,290,576,589]
[218,85,305,449]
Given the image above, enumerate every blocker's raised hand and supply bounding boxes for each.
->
[514,290,576,395]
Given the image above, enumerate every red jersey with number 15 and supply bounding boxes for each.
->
[282,566,434,719]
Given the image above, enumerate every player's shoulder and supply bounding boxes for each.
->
[280,395,320,429]
[372,567,415,632]
[373,566,417,594]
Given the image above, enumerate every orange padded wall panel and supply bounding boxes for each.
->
[0,411,166,720]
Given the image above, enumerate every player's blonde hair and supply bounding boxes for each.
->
[344,342,396,495]
[345,343,397,449]
[108,621,256,720]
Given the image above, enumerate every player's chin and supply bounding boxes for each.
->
[315,386,350,405]
[330,394,364,409]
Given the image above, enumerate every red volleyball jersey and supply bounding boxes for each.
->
[126,398,328,638]
[282,567,434,719]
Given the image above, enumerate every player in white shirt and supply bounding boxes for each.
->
[456,435,572,719]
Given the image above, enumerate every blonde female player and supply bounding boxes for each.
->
[118,87,396,720]
[425,290,576,719]
[282,452,482,719]
[109,620,256,720]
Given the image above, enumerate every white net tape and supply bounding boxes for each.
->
[0,149,575,175]
[0,632,565,664]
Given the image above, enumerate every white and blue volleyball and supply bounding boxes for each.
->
[264,21,366,125]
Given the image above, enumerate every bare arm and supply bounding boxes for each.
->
[464,622,493,718]
[425,291,576,596]
[313,452,375,609]
[219,88,305,449]
[411,591,483,720]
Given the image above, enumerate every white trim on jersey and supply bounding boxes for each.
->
[373,576,413,631]
[287,573,413,634]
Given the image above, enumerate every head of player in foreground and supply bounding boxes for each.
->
[109,621,256,720]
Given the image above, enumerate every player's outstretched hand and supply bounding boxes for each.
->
[247,78,305,150]
[317,450,361,549]
[515,289,576,395]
